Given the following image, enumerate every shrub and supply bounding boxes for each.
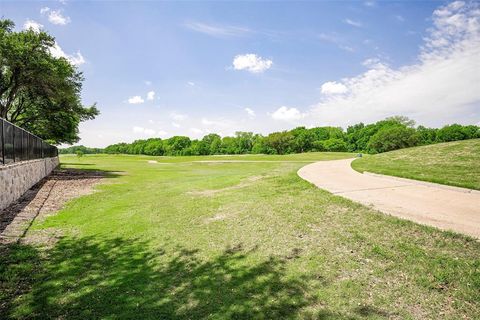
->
[321,138,348,152]
[367,126,419,153]
[436,124,480,142]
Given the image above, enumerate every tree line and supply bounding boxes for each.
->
[60,116,480,156]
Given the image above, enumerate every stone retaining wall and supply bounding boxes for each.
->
[0,157,59,211]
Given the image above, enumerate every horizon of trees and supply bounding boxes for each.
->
[60,116,480,156]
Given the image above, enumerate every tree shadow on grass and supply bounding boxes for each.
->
[1,237,331,319]
[60,162,96,166]
[52,167,124,179]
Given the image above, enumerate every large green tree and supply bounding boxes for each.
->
[0,19,98,144]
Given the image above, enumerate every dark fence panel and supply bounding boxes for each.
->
[0,120,3,164]
[0,118,58,165]
[3,120,14,164]
[14,126,23,161]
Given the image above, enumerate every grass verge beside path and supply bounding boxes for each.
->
[352,139,480,190]
[1,152,479,319]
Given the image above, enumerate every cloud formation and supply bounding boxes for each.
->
[321,81,348,95]
[170,112,188,121]
[233,54,273,73]
[23,19,85,66]
[271,106,304,122]
[318,33,355,52]
[133,126,156,136]
[128,96,144,104]
[147,91,155,101]
[23,20,43,32]
[310,1,480,127]
[244,107,256,118]
[344,18,363,28]
[185,22,250,37]
[41,7,71,25]
[50,43,85,65]
[190,128,203,135]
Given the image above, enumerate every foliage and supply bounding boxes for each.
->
[318,138,348,152]
[417,126,438,145]
[0,19,98,144]
[59,145,104,154]
[95,116,479,157]
[436,124,480,142]
[367,126,419,153]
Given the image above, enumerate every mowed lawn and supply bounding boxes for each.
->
[1,152,479,319]
[352,139,480,190]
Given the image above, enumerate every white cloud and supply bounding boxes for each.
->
[187,81,195,86]
[318,33,355,52]
[171,122,181,128]
[190,128,204,134]
[49,42,85,65]
[133,126,156,136]
[41,7,71,25]
[145,80,152,86]
[339,45,355,52]
[128,96,144,104]
[233,54,273,73]
[344,19,363,28]
[309,1,480,128]
[185,22,251,37]
[321,81,348,95]
[364,1,375,7]
[201,118,215,126]
[49,11,70,25]
[244,107,256,118]
[362,57,381,67]
[23,20,43,32]
[200,117,235,131]
[170,112,188,121]
[395,15,405,22]
[271,106,304,122]
[147,91,155,101]
[158,130,168,137]
[67,52,85,65]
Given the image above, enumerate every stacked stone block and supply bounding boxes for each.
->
[0,157,59,211]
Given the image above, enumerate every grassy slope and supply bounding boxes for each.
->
[1,152,479,319]
[352,139,480,190]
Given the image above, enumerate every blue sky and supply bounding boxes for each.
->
[2,0,479,147]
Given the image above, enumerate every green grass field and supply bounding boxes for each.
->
[352,139,480,190]
[1,152,479,319]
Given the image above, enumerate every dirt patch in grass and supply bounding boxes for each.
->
[204,212,230,222]
[188,175,264,197]
[0,169,106,245]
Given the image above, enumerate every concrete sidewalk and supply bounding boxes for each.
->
[298,159,480,239]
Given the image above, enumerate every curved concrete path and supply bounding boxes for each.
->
[298,159,480,239]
